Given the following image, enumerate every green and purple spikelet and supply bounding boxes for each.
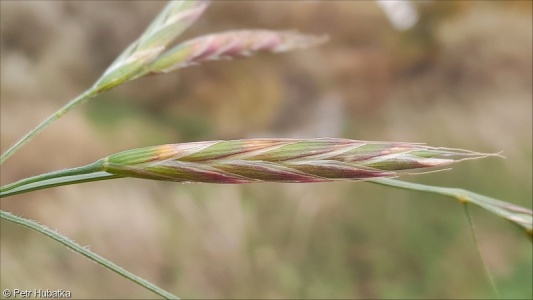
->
[148,30,328,73]
[101,138,489,184]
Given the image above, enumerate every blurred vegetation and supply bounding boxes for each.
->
[1,1,531,299]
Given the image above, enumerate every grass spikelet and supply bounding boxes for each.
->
[101,138,492,184]
[136,0,210,51]
[94,0,210,91]
[147,30,328,73]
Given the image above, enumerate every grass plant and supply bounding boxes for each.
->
[1,1,531,298]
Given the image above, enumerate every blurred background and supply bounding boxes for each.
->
[1,1,531,299]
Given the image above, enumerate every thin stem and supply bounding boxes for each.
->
[369,178,532,237]
[0,87,98,165]
[0,161,122,198]
[1,161,102,191]
[462,204,500,299]
[0,210,179,299]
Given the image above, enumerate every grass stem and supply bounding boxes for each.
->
[0,88,98,165]
[0,210,180,299]
[463,204,500,299]
[369,178,532,237]
[0,161,121,198]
